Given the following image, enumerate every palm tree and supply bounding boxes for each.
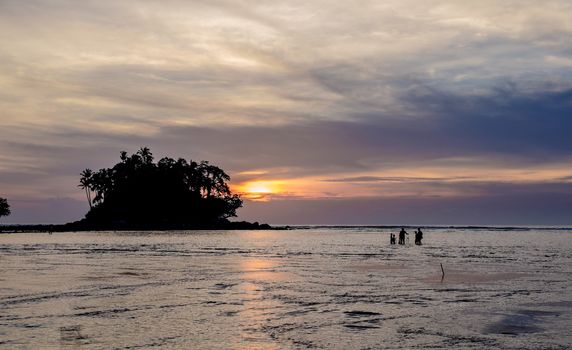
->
[90,168,113,206]
[79,169,93,209]
[137,147,154,165]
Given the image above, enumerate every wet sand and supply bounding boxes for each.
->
[0,228,571,349]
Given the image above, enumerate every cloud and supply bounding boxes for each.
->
[322,176,471,183]
[1,0,572,223]
[154,84,572,173]
[3,84,571,196]
[238,191,572,226]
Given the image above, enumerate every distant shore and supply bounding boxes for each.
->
[0,220,275,233]
[3,223,571,233]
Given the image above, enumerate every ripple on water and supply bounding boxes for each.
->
[0,228,571,349]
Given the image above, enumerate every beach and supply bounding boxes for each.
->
[0,227,571,349]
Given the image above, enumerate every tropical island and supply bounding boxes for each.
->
[1,148,272,232]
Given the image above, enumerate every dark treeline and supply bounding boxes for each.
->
[71,147,269,230]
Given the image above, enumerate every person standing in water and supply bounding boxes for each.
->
[398,228,408,245]
[390,233,396,245]
[414,228,423,245]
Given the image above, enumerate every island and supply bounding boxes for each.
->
[1,148,272,232]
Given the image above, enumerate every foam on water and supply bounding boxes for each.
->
[0,228,571,349]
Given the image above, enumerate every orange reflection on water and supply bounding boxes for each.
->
[239,258,293,282]
[234,258,288,350]
[241,259,276,271]
[238,230,275,240]
[231,342,284,350]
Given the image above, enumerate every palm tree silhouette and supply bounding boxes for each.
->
[78,169,93,209]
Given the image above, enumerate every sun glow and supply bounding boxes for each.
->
[235,180,283,201]
[246,182,273,194]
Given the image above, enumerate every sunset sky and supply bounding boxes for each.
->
[1,1,572,224]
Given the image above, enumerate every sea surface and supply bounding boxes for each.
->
[0,227,571,349]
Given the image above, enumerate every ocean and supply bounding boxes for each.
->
[0,227,571,349]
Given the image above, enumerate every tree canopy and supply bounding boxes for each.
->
[78,148,243,227]
[0,197,10,220]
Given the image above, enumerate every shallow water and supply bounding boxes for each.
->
[0,228,571,349]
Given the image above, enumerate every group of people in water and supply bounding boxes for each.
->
[389,227,423,245]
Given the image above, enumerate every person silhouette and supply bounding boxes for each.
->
[398,228,408,245]
[415,228,423,245]
[390,233,396,245]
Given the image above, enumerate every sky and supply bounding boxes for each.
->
[1,0,572,225]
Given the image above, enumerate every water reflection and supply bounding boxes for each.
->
[235,258,286,349]
[240,258,293,282]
